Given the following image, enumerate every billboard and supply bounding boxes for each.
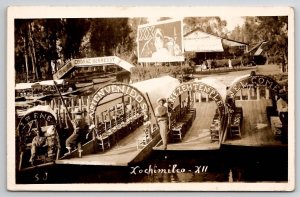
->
[137,19,184,63]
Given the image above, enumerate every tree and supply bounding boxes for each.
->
[89,18,134,58]
[184,17,227,36]
[228,16,288,69]
[62,19,91,59]
[256,16,288,67]
[15,18,91,82]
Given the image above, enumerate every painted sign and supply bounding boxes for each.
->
[137,19,184,63]
[89,84,150,121]
[53,56,134,79]
[73,56,116,66]
[168,82,225,114]
[227,75,282,98]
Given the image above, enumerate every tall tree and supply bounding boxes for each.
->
[62,18,91,59]
[184,17,227,36]
[228,16,288,67]
[256,16,288,64]
[89,18,134,58]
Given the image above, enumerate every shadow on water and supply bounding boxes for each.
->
[16,146,288,184]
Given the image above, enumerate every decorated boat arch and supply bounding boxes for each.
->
[168,79,226,115]
[17,105,60,171]
[227,73,283,101]
[89,83,150,122]
[153,78,228,150]
[223,72,287,146]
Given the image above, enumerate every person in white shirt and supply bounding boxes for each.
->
[276,89,288,143]
[155,98,169,150]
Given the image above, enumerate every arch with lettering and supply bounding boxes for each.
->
[168,81,226,115]
[18,110,57,138]
[227,74,282,99]
[89,83,150,122]
[17,109,58,170]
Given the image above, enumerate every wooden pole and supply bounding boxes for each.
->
[199,92,202,102]
[266,88,270,99]
[145,92,159,127]
[79,97,82,112]
[62,109,66,128]
[53,80,72,121]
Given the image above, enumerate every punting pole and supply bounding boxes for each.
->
[53,80,72,121]
[145,92,159,127]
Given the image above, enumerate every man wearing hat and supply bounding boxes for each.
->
[65,108,88,155]
[155,97,169,150]
[29,126,47,165]
[276,89,288,144]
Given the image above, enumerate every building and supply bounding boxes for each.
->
[183,28,248,64]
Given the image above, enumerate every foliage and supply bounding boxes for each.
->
[228,16,288,67]
[14,16,289,83]
[130,64,193,82]
[184,17,227,37]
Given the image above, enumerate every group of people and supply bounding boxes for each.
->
[29,108,88,165]
[197,59,217,71]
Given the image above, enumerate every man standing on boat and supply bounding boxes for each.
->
[276,89,288,144]
[155,98,169,150]
[65,108,88,156]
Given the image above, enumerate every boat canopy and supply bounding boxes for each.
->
[195,77,227,101]
[15,79,65,90]
[23,105,57,119]
[229,74,251,87]
[131,75,181,109]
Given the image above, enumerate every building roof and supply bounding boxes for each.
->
[15,80,65,90]
[183,28,248,52]
[184,30,224,52]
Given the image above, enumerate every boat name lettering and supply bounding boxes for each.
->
[228,75,281,98]
[18,111,56,132]
[89,84,149,120]
[168,82,224,112]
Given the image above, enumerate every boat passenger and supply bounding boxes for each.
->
[276,89,288,144]
[29,127,47,165]
[65,109,88,154]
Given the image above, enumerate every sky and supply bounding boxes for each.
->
[220,16,245,31]
[147,16,246,32]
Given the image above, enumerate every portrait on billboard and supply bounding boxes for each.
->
[137,19,184,62]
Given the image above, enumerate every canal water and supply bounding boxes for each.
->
[16,145,288,184]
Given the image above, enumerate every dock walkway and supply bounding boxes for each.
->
[154,102,221,150]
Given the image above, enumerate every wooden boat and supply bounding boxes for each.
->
[55,76,181,166]
[153,79,228,151]
[17,105,60,171]
[222,73,288,148]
